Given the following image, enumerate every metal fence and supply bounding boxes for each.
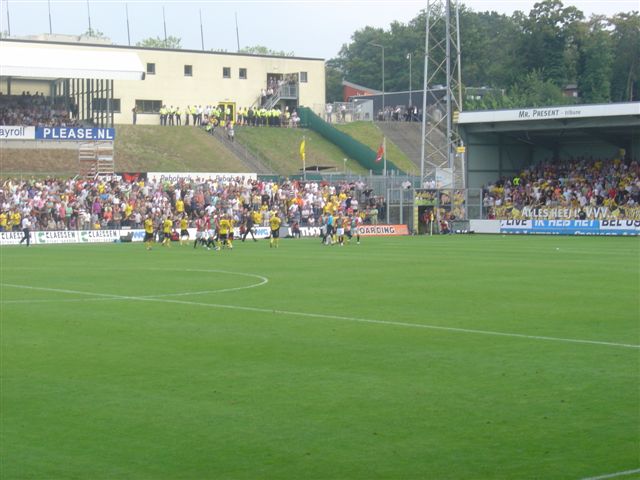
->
[260,172,486,232]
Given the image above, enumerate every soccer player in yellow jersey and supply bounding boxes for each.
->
[143,215,155,250]
[162,217,173,247]
[218,215,231,249]
[252,209,262,228]
[11,211,21,231]
[227,216,235,249]
[179,214,189,245]
[269,211,281,248]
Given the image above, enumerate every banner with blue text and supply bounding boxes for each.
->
[35,127,115,141]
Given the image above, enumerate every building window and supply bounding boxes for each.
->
[223,67,231,79]
[300,71,308,83]
[184,65,193,76]
[146,63,156,75]
[92,98,121,112]
[135,99,162,113]
[239,68,247,80]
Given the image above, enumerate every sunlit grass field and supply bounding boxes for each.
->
[1,235,638,479]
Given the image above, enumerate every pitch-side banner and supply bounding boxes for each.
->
[35,127,115,140]
[147,172,257,184]
[356,225,409,236]
[0,126,35,140]
[498,219,640,236]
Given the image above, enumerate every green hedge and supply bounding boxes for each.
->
[298,107,402,175]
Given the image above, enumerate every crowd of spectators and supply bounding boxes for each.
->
[0,92,80,128]
[483,157,640,219]
[0,176,386,233]
[377,105,421,122]
[155,104,301,131]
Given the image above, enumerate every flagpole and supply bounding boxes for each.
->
[383,136,387,177]
[125,3,131,46]
[302,135,306,181]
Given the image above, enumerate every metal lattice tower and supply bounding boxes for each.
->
[420,0,465,189]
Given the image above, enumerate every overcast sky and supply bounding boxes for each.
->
[1,1,637,59]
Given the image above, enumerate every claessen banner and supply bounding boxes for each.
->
[1,224,412,246]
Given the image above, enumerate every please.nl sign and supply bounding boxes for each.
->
[35,127,115,140]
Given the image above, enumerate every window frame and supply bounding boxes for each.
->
[135,99,162,114]
[92,98,121,113]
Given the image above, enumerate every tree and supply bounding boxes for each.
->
[239,45,294,57]
[136,36,182,49]
[520,0,584,87]
[325,59,343,103]
[82,27,107,39]
[577,17,613,103]
[507,70,572,107]
[459,8,524,88]
[609,12,640,101]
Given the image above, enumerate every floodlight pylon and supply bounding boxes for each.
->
[420,0,465,189]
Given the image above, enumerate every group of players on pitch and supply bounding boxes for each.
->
[141,209,362,251]
[142,210,283,251]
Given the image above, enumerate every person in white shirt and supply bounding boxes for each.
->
[19,216,31,246]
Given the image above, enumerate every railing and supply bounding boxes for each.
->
[261,84,298,109]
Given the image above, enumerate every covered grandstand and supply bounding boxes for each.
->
[457,103,640,189]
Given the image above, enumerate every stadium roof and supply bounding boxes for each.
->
[0,42,145,80]
[457,102,640,146]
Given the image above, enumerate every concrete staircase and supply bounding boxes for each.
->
[211,127,273,175]
[375,120,448,174]
[375,121,423,170]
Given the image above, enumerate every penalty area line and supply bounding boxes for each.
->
[1,283,639,350]
[581,468,640,480]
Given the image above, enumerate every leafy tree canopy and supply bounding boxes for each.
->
[239,45,294,57]
[136,36,182,49]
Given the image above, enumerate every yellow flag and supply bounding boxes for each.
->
[299,139,306,161]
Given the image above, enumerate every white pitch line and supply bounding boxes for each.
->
[2,282,639,350]
[1,269,268,303]
[581,468,640,480]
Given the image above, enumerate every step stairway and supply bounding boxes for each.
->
[79,141,115,178]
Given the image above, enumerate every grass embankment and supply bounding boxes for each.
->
[0,126,246,176]
[334,121,419,175]
[235,126,369,176]
[115,125,246,172]
[1,125,392,177]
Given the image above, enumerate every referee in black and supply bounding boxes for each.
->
[241,210,257,242]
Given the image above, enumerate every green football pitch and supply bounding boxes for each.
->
[1,235,638,479]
